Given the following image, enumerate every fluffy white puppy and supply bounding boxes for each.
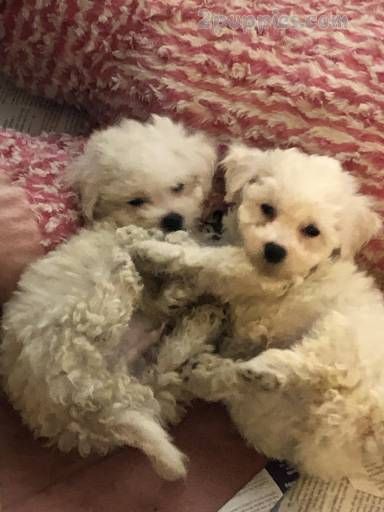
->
[130,145,384,480]
[68,115,217,232]
[0,116,219,481]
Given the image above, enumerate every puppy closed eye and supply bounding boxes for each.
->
[260,203,276,219]
[171,183,185,194]
[127,198,148,207]
[302,224,320,237]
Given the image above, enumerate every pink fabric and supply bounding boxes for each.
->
[0,130,85,252]
[0,174,43,303]
[1,0,383,275]
[0,398,265,511]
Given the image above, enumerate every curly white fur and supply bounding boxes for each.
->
[130,145,384,480]
[1,224,223,480]
[0,116,219,481]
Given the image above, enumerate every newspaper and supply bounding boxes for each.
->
[0,73,89,135]
[349,459,384,498]
[219,462,299,512]
[218,470,283,512]
[220,458,384,512]
[272,475,384,512]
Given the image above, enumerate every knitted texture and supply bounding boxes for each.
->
[0,130,84,251]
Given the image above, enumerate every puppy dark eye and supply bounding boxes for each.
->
[302,224,320,237]
[128,198,147,207]
[171,183,185,193]
[261,203,276,219]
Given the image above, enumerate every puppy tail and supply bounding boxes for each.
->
[111,410,187,481]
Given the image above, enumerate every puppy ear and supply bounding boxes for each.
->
[77,180,100,222]
[222,144,264,203]
[193,133,218,197]
[338,194,382,259]
[66,150,100,222]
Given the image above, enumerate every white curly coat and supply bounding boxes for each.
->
[1,224,223,480]
[0,115,219,481]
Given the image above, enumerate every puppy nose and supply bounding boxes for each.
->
[264,242,287,264]
[161,213,184,232]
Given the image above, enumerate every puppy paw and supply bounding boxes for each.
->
[238,361,286,391]
[196,304,225,339]
[146,228,165,241]
[152,449,188,481]
[159,280,193,311]
[116,225,164,246]
[181,353,239,401]
[131,240,184,269]
[165,231,197,246]
[181,352,218,377]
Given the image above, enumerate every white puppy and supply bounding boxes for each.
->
[0,117,219,481]
[130,145,384,480]
[68,115,217,232]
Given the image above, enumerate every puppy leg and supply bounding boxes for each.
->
[69,246,143,342]
[147,304,225,424]
[153,277,200,314]
[112,410,187,480]
[236,315,361,393]
[237,348,307,391]
[182,353,241,402]
[157,304,225,373]
[154,231,201,311]
[46,351,185,480]
[131,240,258,300]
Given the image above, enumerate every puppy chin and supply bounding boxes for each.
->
[247,253,284,280]
[244,248,302,283]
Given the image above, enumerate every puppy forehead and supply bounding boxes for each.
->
[103,144,197,185]
[105,170,185,198]
[100,121,204,165]
[246,151,346,207]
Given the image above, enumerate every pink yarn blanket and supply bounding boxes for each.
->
[0,130,85,252]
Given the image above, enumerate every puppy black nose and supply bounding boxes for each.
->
[264,242,287,264]
[161,213,184,232]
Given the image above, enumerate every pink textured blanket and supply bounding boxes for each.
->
[0,130,84,301]
[0,130,84,252]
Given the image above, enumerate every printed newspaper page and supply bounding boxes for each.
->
[218,470,283,512]
[349,458,384,498]
[272,476,384,512]
[219,462,298,512]
[0,73,88,135]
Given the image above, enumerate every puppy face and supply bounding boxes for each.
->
[68,116,217,231]
[223,145,381,281]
